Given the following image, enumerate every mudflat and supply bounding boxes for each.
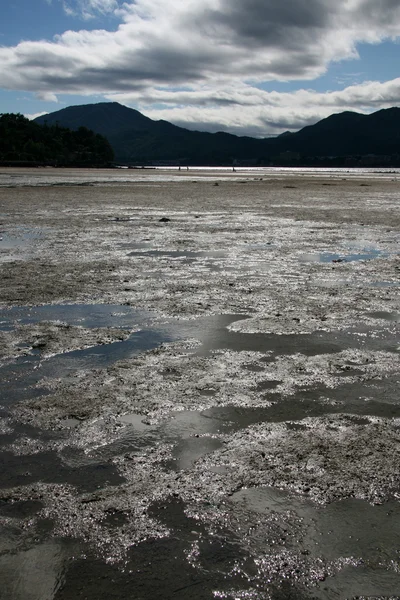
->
[0,167,399,599]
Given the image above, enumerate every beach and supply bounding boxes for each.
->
[0,166,399,599]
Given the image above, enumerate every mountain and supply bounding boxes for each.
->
[35,102,400,165]
[35,102,157,138]
[35,102,268,164]
[269,109,400,156]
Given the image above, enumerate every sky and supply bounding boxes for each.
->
[1,0,400,137]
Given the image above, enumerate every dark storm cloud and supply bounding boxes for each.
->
[207,0,335,47]
[3,0,400,136]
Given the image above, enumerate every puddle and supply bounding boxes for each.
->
[0,540,73,600]
[108,410,227,471]
[370,280,400,288]
[0,311,249,409]
[0,227,43,250]
[110,380,398,470]
[128,249,229,272]
[198,387,217,397]
[114,376,400,465]
[313,566,400,600]
[0,227,47,263]
[300,248,389,263]
[119,412,151,430]
[228,487,400,597]
[100,406,281,471]
[0,499,44,519]
[367,311,400,322]
[0,329,174,407]
[62,418,81,428]
[231,486,400,563]
[169,437,223,471]
[128,249,226,260]
[254,379,281,391]
[0,447,125,492]
[0,303,154,332]
[194,324,399,357]
[1,307,398,412]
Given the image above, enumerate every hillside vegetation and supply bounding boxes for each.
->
[0,113,114,166]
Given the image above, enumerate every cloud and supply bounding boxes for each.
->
[58,0,119,19]
[106,78,400,136]
[34,91,59,102]
[3,0,400,134]
[25,111,49,120]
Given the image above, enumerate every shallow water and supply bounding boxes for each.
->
[0,329,171,406]
[228,487,400,597]
[0,226,46,262]
[1,305,397,410]
[0,303,154,332]
[1,170,399,599]
[128,250,226,260]
[1,166,400,188]
[300,248,389,263]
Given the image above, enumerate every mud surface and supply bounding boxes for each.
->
[0,167,399,599]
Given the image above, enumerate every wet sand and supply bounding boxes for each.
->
[0,167,399,599]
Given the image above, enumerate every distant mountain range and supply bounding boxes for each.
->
[35,102,400,166]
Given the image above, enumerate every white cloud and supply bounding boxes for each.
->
[3,1,400,134]
[59,0,119,19]
[34,91,59,102]
[25,111,49,120]
[104,78,400,136]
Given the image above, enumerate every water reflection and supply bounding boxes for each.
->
[300,248,388,263]
[230,487,400,598]
[1,306,398,411]
[128,250,226,260]
[0,540,72,600]
[0,303,154,332]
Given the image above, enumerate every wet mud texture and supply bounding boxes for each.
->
[0,168,399,600]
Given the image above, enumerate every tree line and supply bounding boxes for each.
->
[0,113,114,166]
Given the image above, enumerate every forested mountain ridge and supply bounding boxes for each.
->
[17,102,400,166]
[0,113,114,166]
[35,102,267,164]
